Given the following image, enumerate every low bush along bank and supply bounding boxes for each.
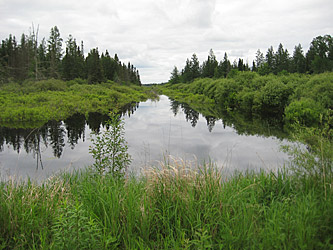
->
[158,72,333,128]
[0,114,332,249]
[0,78,157,128]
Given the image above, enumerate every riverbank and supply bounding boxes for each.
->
[1,151,332,249]
[156,72,333,129]
[0,78,157,128]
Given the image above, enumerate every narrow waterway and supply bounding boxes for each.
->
[0,95,290,181]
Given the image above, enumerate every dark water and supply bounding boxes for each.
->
[0,95,290,181]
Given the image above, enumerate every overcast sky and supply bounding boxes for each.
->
[0,0,332,84]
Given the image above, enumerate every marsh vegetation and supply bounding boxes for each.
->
[0,29,332,248]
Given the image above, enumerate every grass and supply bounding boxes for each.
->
[0,83,332,248]
[0,79,157,128]
[0,155,332,249]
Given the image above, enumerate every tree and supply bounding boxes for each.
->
[46,26,63,78]
[0,35,18,81]
[181,58,192,82]
[89,114,131,177]
[274,43,290,73]
[62,35,85,80]
[306,35,333,73]
[265,46,275,73]
[37,38,47,79]
[86,48,104,84]
[251,61,257,72]
[221,52,231,78]
[101,50,117,81]
[214,60,224,78]
[202,49,218,78]
[255,49,265,69]
[238,58,245,71]
[190,53,201,80]
[169,66,180,84]
[291,44,306,73]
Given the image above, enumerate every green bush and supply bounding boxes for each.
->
[255,79,292,114]
[285,98,325,126]
[89,114,131,177]
[215,78,240,109]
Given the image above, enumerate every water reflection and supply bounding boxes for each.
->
[169,98,287,138]
[0,103,139,160]
[0,96,290,180]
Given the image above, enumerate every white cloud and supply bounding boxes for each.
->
[0,0,332,83]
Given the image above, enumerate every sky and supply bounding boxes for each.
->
[0,0,332,84]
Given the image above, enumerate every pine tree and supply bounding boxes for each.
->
[266,46,275,73]
[101,50,117,81]
[190,53,201,80]
[46,26,63,78]
[275,43,290,73]
[37,38,47,79]
[86,48,104,84]
[62,35,85,80]
[181,58,192,82]
[202,49,218,78]
[170,66,180,84]
[291,44,306,73]
[221,52,231,78]
[255,49,264,69]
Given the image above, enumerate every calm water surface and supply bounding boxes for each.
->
[0,95,290,181]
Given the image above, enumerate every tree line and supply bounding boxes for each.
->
[0,26,141,85]
[170,35,333,83]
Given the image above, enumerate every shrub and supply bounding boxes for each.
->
[284,98,325,126]
[89,114,131,177]
[256,80,292,114]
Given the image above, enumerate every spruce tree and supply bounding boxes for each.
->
[46,26,63,78]
[86,48,104,84]
[170,66,180,84]
[291,44,306,73]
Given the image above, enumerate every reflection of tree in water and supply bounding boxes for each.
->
[183,104,199,127]
[168,98,287,137]
[170,99,181,116]
[0,127,24,153]
[120,102,139,117]
[205,116,217,132]
[65,113,86,149]
[87,112,109,133]
[48,121,66,158]
[0,102,141,163]
[169,99,200,128]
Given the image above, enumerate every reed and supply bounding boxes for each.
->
[0,153,332,249]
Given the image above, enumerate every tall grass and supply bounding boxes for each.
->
[0,153,332,249]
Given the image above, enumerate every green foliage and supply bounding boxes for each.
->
[89,114,131,177]
[0,79,153,127]
[52,201,102,249]
[255,79,291,114]
[215,78,240,109]
[169,34,332,84]
[160,72,333,129]
[285,98,325,126]
[1,151,332,249]
[283,115,333,179]
[0,26,141,85]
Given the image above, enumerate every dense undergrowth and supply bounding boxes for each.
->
[157,72,333,129]
[0,78,156,128]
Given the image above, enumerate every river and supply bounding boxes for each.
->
[0,95,290,181]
